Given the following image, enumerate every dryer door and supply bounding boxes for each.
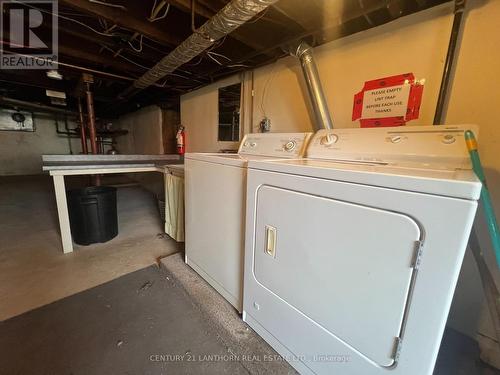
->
[253,185,421,367]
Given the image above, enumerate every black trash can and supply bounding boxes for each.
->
[67,186,118,246]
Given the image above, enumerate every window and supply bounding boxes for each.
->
[218,83,241,142]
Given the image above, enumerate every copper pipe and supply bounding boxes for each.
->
[77,98,88,154]
[85,84,101,185]
[85,86,98,155]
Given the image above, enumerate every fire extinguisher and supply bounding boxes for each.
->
[176,125,185,155]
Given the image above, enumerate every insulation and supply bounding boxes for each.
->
[133,0,278,89]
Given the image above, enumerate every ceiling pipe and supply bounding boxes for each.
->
[0,96,77,116]
[287,41,333,131]
[120,0,279,98]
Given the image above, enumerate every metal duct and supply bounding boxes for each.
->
[289,41,333,131]
[130,0,279,91]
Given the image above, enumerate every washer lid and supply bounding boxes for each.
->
[184,152,310,167]
[247,158,481,200]
[185,132,312,167]
[185,153,248,167]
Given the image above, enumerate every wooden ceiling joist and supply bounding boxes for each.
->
[59,0,183,47]
[58,44,146,74]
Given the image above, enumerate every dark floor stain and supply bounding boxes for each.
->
[0,266,249,375]
[0,263,498,375]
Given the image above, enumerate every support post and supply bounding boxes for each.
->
[77,98,88,154]
[84,74,101,185]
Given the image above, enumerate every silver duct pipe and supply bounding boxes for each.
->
[128,0,279,92]
[289,42,333,130]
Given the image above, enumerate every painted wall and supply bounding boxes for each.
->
[441,0,500,341]
[180,0,500,339]
[251,4,452,131]
[0,115,81,176]
[115,105,164,154]
[181,74,244,152]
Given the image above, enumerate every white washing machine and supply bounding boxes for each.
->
[242,125,481,375]
[185,132,312,311]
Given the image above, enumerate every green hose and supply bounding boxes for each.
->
[465,130,500,269]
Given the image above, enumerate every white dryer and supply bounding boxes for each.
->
[185,132,312,311]
[242,125,481,375]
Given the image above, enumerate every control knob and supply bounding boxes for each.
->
[284,140,297,152]
[442,134,456,144]
[320,133,338,146]
[390,135,403,144]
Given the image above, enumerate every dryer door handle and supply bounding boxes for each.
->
[265,225,277,259]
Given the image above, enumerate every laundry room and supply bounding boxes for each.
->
[0,1,499,374]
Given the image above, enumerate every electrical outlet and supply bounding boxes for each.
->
[259,117,271,132]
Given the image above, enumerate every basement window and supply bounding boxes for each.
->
[0,109,35,132]
[218,83,241,142]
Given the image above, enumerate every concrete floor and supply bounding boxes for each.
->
[0,175,499,375]
[0,175,181,321]
[0,263,295,375]
[0,251,497,375]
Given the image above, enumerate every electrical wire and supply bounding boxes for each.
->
[88,0,127,11]
[101,45,151,70]
[58,11,96,18]
[207,51,231,62]
[13,0,118,38]
[149,0,171,22]
[187,55,204,66]
[206,52,223,65]
[128,34,144,52]
[207,36,227,52]
[227,63,251,68]
[98,17,107,30]
[201,37,231,66]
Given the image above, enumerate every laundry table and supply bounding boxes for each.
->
[42,154,182,254]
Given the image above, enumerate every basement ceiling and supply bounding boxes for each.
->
[0,0,449,118]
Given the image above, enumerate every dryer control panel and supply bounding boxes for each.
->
[239,132,312,158]
[307,125,478,170]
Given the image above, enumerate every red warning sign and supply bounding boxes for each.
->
[352,73,424,128]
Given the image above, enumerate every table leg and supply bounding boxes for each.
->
[164,172,168,234]
[53,175,73,254]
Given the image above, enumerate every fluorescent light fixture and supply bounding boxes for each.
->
[46,70,63,80]
[45,90,66,99]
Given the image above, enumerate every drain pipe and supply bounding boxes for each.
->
[120,0,279,98]
[288,41,333,131]
[433,0,466,125]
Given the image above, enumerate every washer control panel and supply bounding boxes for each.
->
[307,125,478,169]
[239,132,312,158]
